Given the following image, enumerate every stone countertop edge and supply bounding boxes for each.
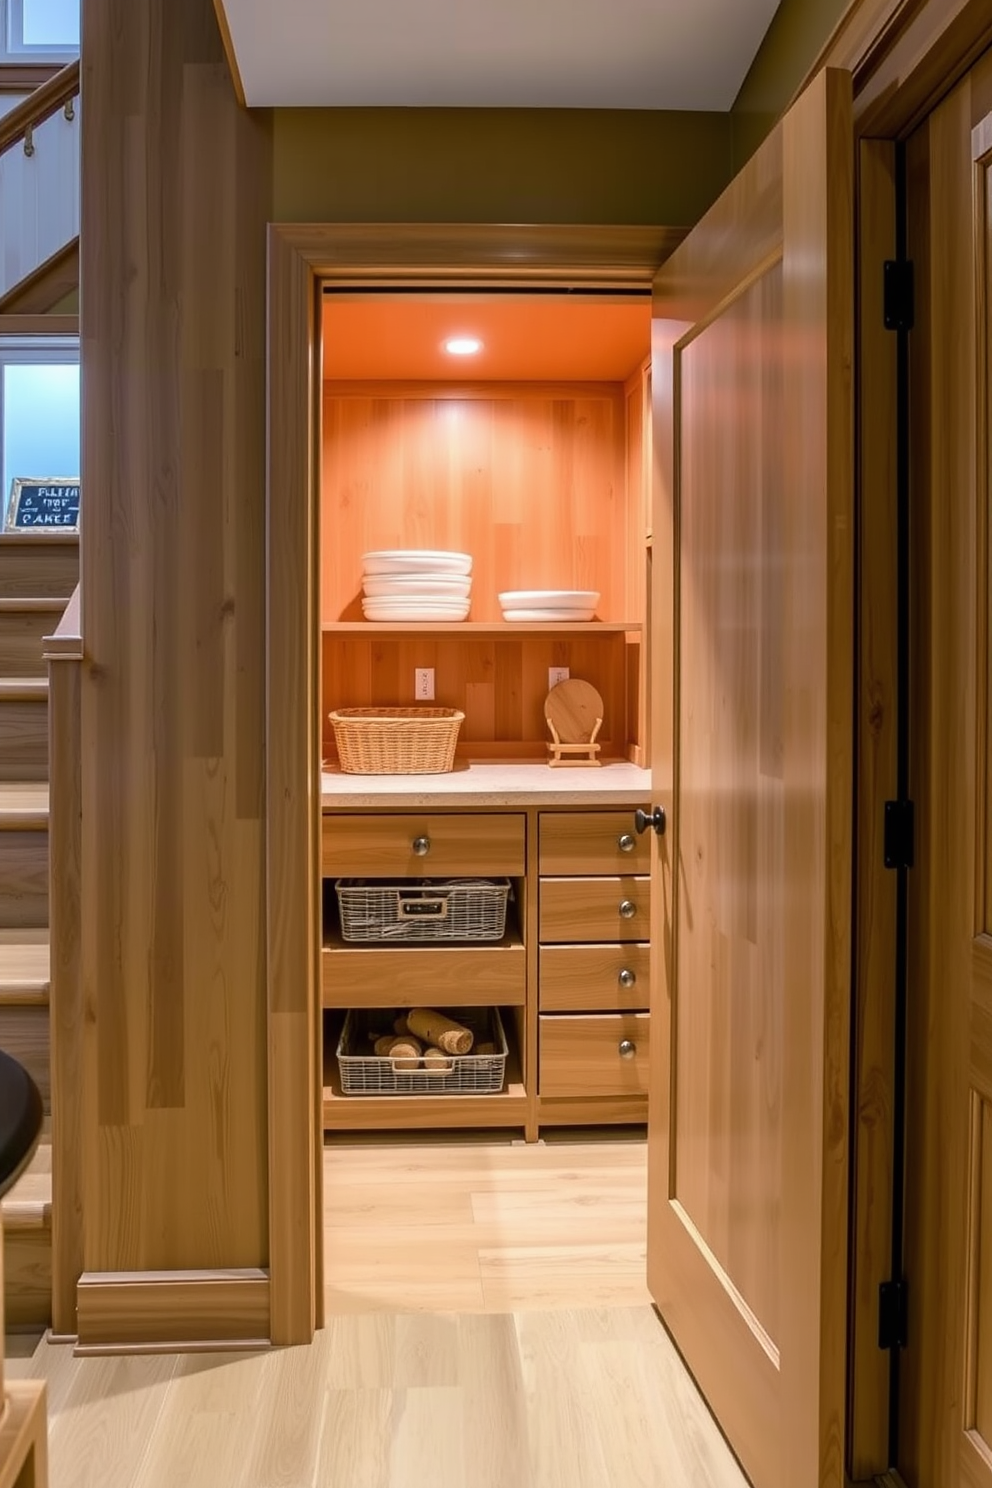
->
[320,760,652,808]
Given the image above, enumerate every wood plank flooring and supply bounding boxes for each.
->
[6,1308,747,1488]
[5,1135,748,1486]
[323,1133,652,1315]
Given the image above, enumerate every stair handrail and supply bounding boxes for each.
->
[0,58,80,160]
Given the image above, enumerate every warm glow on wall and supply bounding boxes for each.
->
[444,336,483,356]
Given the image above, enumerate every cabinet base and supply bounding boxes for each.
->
[537,1095,648,1126]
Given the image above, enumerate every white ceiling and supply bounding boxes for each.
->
[220,0,783,110]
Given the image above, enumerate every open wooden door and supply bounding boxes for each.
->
[646,67,854,1488]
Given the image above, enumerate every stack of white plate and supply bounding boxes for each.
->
[361,550,473,622]
[498,589,600,622]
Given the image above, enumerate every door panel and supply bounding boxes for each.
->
[674,262,785,1343]
[648,67,853,1488]
[899,47,992,1488]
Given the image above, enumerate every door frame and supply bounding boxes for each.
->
[263,223,679,1344]
[260,0,992,1429]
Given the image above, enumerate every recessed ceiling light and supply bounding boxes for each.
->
[444,336,483,356]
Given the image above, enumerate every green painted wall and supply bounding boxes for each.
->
[274,107,734,228]
[731,0,853,168]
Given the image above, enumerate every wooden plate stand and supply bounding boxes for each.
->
[545,679,604,768]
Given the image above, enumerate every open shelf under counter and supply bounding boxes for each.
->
[321,760,651,809]
[323,621,642,636]
[322,1012,528,1133]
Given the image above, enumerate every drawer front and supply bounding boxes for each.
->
[539,1013,650,1098]
[539,876,650,943]
[323,943,526,1008]
[322,812,525,877]
[539,942,650,1012]
[538,810,650,876]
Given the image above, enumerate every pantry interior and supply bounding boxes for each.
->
[317,286,659,1276]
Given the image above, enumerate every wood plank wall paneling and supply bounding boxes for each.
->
[79,0,273,1319]
[320,385,630,623]
[320,630,633,758]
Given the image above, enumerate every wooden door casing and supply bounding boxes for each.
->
[899,51,992,1488]
[647,67,854,1488]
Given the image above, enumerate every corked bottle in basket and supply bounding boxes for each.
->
[406,1008,474,1055]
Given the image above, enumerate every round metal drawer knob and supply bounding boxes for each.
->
[618,833,636,853]
[619,1039,637,1060]
[412,836,431,856]
[618,968,637,989]
[619,899,637,920]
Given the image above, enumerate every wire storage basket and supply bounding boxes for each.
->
[335,878,511,943]
[328,706,464,774]
[336,1006,508,1096]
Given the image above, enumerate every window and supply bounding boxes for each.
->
[1,0,79,61]
[0,340,79,522]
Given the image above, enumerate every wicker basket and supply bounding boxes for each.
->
[328,706,464,774]
[336,1006,508,1096]
[336,878,511,943]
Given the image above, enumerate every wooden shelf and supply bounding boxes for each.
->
[322,1015,527,1132]
[323,621,642,635]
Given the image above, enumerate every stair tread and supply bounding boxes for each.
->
[0,598,64,612]
[0,782,48,827]
[0,676,48,699]
[2,1141,51,1227]
[0,930,50,999]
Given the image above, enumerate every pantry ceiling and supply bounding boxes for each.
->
[217,0,782,109]
[322,296,652,382]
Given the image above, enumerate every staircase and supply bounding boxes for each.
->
[0,534,78,1329]
[0,62,80,315]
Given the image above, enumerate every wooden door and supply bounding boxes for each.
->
[897,47,992,1488]
[646,68,854,1488]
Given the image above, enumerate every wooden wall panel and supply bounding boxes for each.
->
[320,385,630,623]
[79,0,272,1311]
[320,630,634,758]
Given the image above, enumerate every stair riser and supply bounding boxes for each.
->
[0,610,62,675]
[0,1005,49,1112]
[0,831,48,928]
[3,1224,51,1329]
[0,700,47,781]
[0,544,78,599]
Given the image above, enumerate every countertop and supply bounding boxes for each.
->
[321,760,651,808]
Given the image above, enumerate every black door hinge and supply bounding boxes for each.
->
[879,1278,908,1350]
[884,260,915,332]
[884,799,915,869]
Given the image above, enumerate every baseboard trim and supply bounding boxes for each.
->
[75,1268,270,1351]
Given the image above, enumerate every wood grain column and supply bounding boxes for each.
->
[79,0,275,1343]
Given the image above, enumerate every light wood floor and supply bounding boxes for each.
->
[324,1132,652,1315]
[5,1134,748,1487]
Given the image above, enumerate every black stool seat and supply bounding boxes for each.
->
[0,1047,43,1201]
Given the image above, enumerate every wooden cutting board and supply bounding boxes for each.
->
[545,678,604,742]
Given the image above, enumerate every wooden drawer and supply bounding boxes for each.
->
[322,812,525,878]
[538,810,650,876]
[539,942,650,1012]
[539,876,649,943]
[539,1013,650,1097]
[323,942,526,1008]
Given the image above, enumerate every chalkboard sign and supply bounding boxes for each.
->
[4,478,80,533]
